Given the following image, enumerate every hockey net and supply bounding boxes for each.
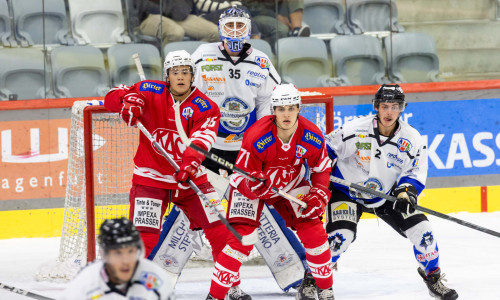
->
[36,95,333,281]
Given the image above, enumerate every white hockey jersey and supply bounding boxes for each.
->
[192,42,281,151]
[326,115,428,208]
[59,259,173,300]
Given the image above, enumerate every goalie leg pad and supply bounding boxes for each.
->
[406,220,440,275]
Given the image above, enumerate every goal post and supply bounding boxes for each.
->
[46,94,333,280]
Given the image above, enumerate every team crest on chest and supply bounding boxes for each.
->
[140,271,163,290]
[397,138,412,152]
[295,145,307,158]
[254,56,270,69]
[182,107,194,120]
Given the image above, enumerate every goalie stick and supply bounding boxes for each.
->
[0,282,54,300]
[330,176,500,238]
[172,101,308,209]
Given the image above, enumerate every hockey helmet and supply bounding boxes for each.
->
[163,50,195,80]
[219,5,251,53]
[372,84,407,112]
[98,217,142,252]
[270,84,302,114]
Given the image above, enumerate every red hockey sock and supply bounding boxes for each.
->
[140,231,159,257]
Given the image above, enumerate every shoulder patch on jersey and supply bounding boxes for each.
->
[302,129,323,149]
[140,271,163,290]
[295,145,307,158]
[191,96,211,112]
[182,106,194,120]
[397,137,412,152]
[139,82,165,94]
[254,56,270,69]
[253,131,275,153]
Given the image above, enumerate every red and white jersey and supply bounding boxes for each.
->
[230,116,332,198]
[104,80,220,190]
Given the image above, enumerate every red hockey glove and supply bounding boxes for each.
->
[238,171,271,200]
[300,186,330,219]
[392,184,418,215]
[120,90,145,127]
[175,147,204,183]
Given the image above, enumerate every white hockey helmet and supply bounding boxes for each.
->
[163,50,195,80]
[270,84,302,114]
[219,5,251,53]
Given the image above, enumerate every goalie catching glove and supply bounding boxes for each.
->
[300,185,330,218]
[120,89,145,127]
[392,184,418,214]
[239,171,272,200]
[175,147,204,183]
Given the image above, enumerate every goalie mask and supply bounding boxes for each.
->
[98,217,142,254]
[372,84,406,112]
[219,5,251,53]
[163,50,195,81]
[270,84,302,114]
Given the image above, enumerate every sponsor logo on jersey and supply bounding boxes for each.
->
[152,128,186,159]
[140,271,163,290]
[355,142,371,150]
[191,96,211,112]
[201,64,223,72]
[254,56,270,69]
[224,133,244,143]
[245,79,262,88]
[182,107,194,120]
[358,134,368,138]
[139,82,165,94]
[220,97,251,132]
[295,145,307,158]
[253,131,275,153]
[302,129,323,149]
[356,150,371,162]
[350,178,383,200]
[412,159,419,167]
[419,231,434,250]
[202,74,226,83]
[246,70,267,80]
[397,137,412,152]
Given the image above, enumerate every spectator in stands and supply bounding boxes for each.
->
[135,0,219,47]
[242,0,310,46]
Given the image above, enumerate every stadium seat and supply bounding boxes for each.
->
[276,37,333,88]
[12,0,72,46]
[249,39,274,62]
[0,0,17,47]
[69,0,131,45]
[329,35,386,86]
[303,0,349,36]
[346,0,404,35]
[0,48,48,100]
[384,32,441,83]
[51,45,109,98]
[163,41,207,55]
[107,43,162,86]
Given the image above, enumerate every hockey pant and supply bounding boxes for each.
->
[209,184,333,299]
[326,188,441,275]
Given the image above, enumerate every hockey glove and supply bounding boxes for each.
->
[175,147,204,183]
[392,184,418,214]
[120,90,145,127]
[300,186,330,219]
[238,171,271,200]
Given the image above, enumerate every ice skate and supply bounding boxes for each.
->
[317,287,335,300]
[418,268,458,300]
[295,271,317,300]
[206,294,220,300]
[225,285,252,300]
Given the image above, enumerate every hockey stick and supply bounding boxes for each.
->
[0,282,54,300]
[136,122,257,245]
[330,176,500,238]
[172,101,308,209]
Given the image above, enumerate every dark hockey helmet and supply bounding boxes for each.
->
[98,217,142,252]
[219,5,251,52]
[372,84,407,112]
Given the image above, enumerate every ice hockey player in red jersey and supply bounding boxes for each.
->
[103,50,231,267]
[206,84,335,300]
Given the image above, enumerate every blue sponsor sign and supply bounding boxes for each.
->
[333,99,500,177]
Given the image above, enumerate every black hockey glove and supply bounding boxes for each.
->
[392,184,418,215]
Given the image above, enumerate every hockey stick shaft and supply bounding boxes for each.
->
[0,282,54,300]
[133,53,146,81]
[173,102,307,208]
[136,122,256,245]
[330,176,500,238]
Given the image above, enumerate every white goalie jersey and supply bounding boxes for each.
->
[192,42,281,151]
[326,115,428,208]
